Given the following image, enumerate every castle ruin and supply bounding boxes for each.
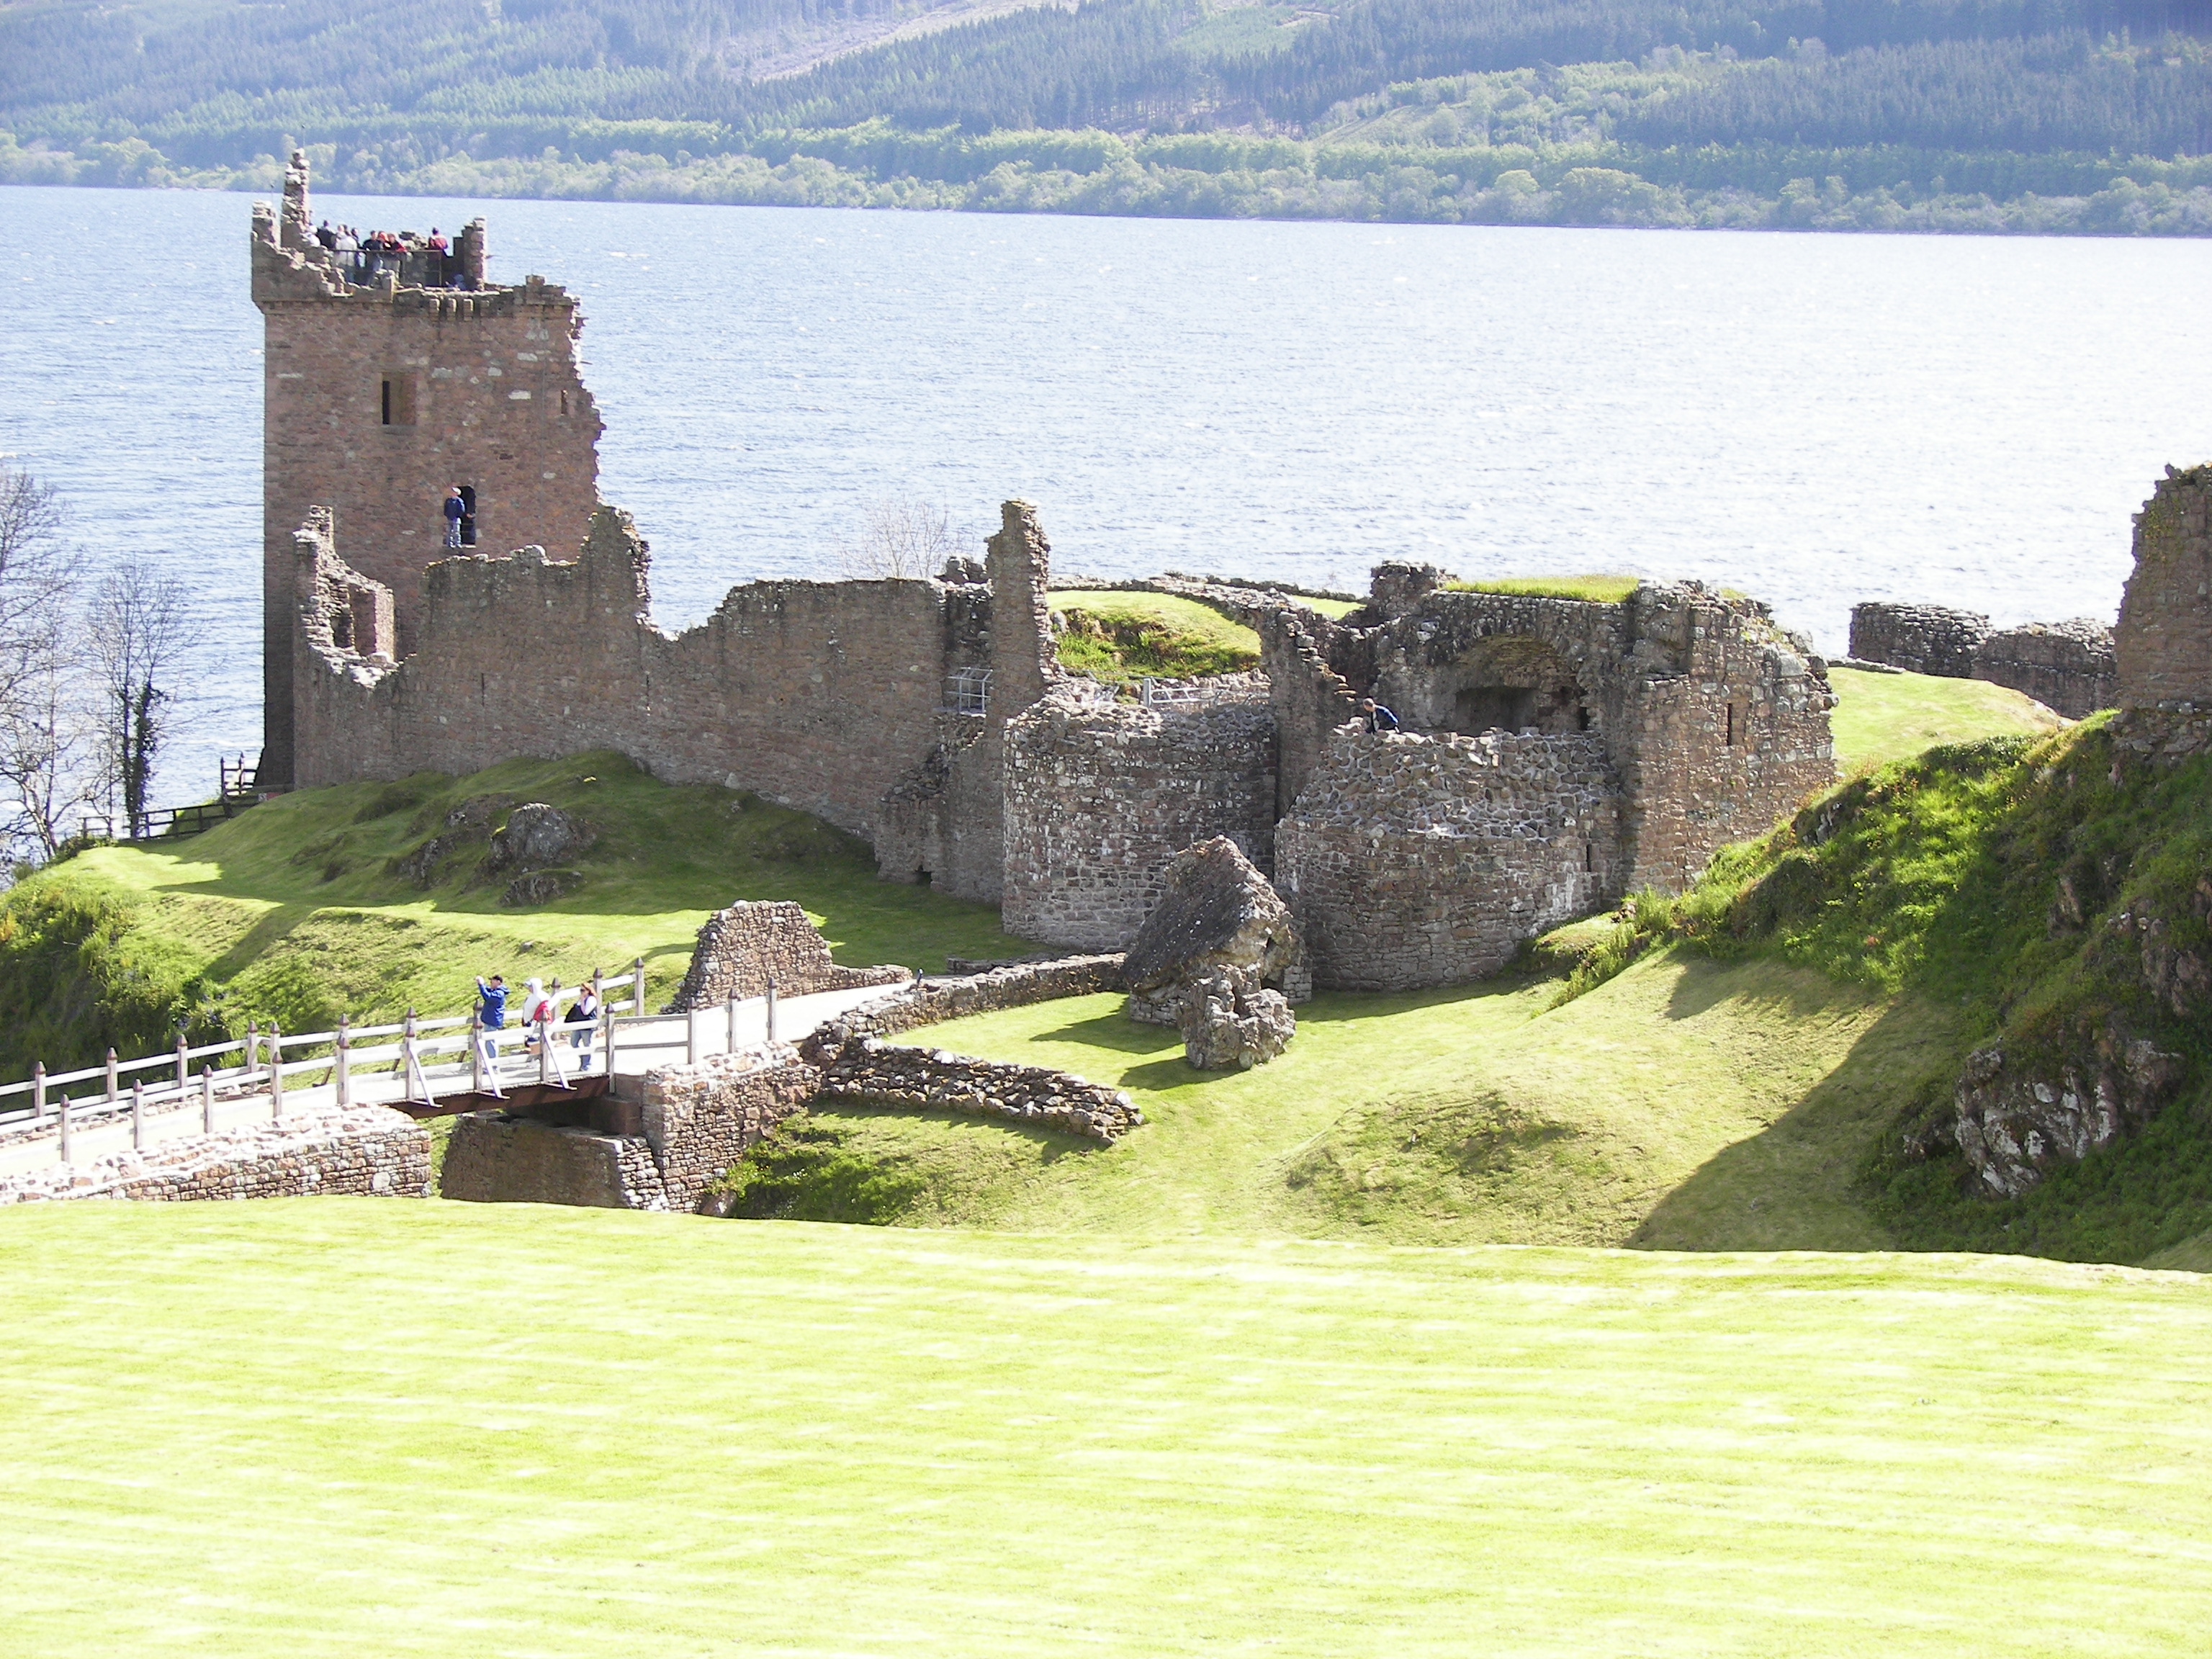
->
[257,159,1840,989]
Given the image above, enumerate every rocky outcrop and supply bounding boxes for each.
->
[1123,837,1306,1026]
[1954,1029,2185,1198]
[486,801,595,871]
[1178,965,1296,1071]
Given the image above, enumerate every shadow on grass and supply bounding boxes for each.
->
[201,903,320,984]
[1630,992,1969,1253]
[1663,946,1885,1025]
[811,1102,1107,1159]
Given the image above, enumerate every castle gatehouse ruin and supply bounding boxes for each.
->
[257,157,1840,989]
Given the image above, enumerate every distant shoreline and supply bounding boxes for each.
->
[9,133,2212,239]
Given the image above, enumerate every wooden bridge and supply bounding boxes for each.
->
[0,966,896,1182]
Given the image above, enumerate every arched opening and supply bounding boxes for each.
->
[1444,637,1591,736]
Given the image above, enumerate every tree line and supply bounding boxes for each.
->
[0,466,191,871]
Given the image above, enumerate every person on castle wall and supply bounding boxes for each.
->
[474,974,508,1098]
[333,224,359,282]
[315,219,336,253]
[443,486,467,549]
[1359,697,1401,732]
[426,228,449,287]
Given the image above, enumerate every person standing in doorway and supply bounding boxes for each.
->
[443,485,467,549]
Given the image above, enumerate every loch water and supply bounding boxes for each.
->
[3,181,2211,801]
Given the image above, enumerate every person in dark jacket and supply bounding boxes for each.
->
[443,485,467,549]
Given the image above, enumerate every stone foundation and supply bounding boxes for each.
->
[0,1105,431,1205]
[817,1039,1142,1142]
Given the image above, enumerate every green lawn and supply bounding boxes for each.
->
[739,946,1965,1251]
[0,752,1030,1070]
[1447,573,1644,603]
[1828,666,2062,772]
[1,1200,2206,1658]
[1048,589,1264,683]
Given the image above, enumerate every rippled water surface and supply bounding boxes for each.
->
[3,183,2210,801]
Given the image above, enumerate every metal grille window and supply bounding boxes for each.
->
[945,667,993,716]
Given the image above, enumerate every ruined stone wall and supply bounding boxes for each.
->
[292,508,973,842]
[1262,610,1368,814]
[802,956,1127,1059]
[1973,620,2117,719]
[255,156,601,783]
[818,1039,1143,1142]
[999,688,1278,950]
[668,901,910,1012]
[1276,728,1621,989]
[1362,583,1833,896]
[1848,601,1992,677]
[2118,464,2212,709]
[0,1105,431,1205]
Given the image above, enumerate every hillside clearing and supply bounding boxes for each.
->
[1827,665,2064,771]
[1,1201,2207,1658]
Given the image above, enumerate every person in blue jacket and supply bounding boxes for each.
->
[443,485,468,549]
[475,973,508,1097]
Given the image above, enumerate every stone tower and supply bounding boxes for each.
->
[251,151,603,786]
[2117,463,2212,710]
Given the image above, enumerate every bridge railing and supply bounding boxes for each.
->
[0,958,657,1149]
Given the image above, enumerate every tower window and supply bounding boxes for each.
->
[1725,703,1737,747]
[379,374,417,428]
[558,388,570,416]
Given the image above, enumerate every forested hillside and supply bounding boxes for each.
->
[6,0,2212,231]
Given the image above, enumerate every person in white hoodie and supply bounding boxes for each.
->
[518,978,551,1056]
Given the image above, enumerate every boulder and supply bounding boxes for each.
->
[1179,966,1296,1071]
[487,802,595,872]
[1123,837,1306,1027]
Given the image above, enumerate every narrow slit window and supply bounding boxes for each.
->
[1725,703,1737,747]
[558,388,570,415]
[380,374,417,427]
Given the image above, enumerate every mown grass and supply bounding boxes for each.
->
[737,945,1964,1250]
[1048,590,1261,683]
[3,1200,2208,1658]
[1448,573,1642,603]
[1827,665,2064,772]
[0,751,1030,1071]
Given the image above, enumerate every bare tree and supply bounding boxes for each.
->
[0,464,94,865]
[86,555,191,841]
[833,496,961,580]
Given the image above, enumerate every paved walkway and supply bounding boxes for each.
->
[0,984,893,1180]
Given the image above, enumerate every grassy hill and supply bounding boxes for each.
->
[0,749,1028,1074]
[2,1200,2208,1656]
[5,0,2212,233]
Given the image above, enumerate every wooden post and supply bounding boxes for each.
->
[32,1061,45,1122]
[57,1096,71,1166]
[685,1007,698,1066]
[131,1079,145,1150]
[104,1048,119,1110]
[632,956,646,1015]
[469,1013,483,1096]
[336,1013,352,1109]
[590,968,606,1076]
[539,1005,552,1087]
[176,1030,189,1091]
[766,976,778,1046]
[201,1066,215,1135]
[401,1009,421,1104]
[269,1026,284,1120]
[727,990,739,1055]
[601,992,616,1081]
[246,1022,260,1074]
